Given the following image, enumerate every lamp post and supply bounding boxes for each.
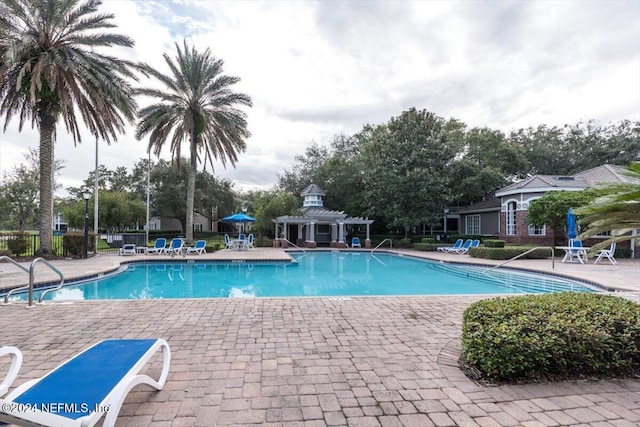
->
[82,188,92,259]
[443,208,450,237]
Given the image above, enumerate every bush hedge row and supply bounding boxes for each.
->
[469,247,550,260]
[461,293,640,383]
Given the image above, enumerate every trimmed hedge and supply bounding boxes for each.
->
[63,232,96,257]
[483,239,505,248]
[413,243,440,251]
[461,293,640,383]
[469,246,550,260]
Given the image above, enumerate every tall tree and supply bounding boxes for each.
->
[361,108,465,236]
[0,0,138,255]
[136,41,252,241]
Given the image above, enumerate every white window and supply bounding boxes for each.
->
[528,224,545,236]
[193,223,203,232]
[465,215,480,235]
[506,201,517,235]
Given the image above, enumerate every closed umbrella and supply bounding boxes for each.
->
[566,207,578,240]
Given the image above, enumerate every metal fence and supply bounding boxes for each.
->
[0,232,151,257]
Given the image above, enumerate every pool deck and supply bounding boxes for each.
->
[0,248,639,426]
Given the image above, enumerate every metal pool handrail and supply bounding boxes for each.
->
[3,257,65,307]
[371,239,392,254]
[1,256,30,304]
[276,238,307,254]
[482,246,555,273]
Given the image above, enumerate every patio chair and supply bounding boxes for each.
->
[145,238,167,254]
[351,237,362,248]
[594,242,617,265]
[164,238,184,256]
[448,239,472,254]
[565,239,588,264]
[453,239,479,255]
[119,243,136,256]
[186,240,207,255]
[0,345,21,397]
[246,234,255,250]
[224,234,234,250]
[437,238,463,252]
[0,338,170,427]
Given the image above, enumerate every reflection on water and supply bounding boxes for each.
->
[51,288,85,301]
[229,286,255,298]
[6,252,594,301]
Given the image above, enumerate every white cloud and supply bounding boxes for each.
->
[1,0,638,196]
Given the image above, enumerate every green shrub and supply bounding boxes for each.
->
[396,238,413,248]
[483,239,505,248]
[421,237,436,244]
[413,243,440,251]
[6,232,30,256]
[63,232,96,257]
[469,246,550,260]
[461,293,640,383]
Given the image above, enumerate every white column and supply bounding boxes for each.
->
[309,222,315,242]
[338,222,344,243]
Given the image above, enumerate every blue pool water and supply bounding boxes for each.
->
[10,252,595,301]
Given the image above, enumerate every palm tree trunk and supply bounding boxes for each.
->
[185,139,197,242]
[37,110,55,256]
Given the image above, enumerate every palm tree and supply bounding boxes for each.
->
[0,0,139,255]
[135,41,252,241]
[577,162,640,251]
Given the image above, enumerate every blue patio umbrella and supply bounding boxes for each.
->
[223,212,256,223]
[566,207,578,239]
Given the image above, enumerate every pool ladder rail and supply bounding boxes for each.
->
[371,238,392,254]
[1,256,65,308]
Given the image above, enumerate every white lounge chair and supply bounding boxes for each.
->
[186,240,207,255]
[0,345,21,397]
[0,338,171,427]
[246,234,255,250]
[437,238,463,252]
[351,237,362,248]
[594,242,617,265]
[165,238,184,256]
[119,243,136,256]
[145,238,167,254]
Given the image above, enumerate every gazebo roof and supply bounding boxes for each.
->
[300,184,326,196]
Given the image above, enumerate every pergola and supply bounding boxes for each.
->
[273,184,373,248]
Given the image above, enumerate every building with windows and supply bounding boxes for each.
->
[456,164,637,248]
[273,184,374,248]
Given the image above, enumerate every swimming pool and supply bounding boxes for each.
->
[8,252,595,301]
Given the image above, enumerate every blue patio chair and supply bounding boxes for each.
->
[224,234,234,250]
[351,237,362,248]
[165,238,184,256]
[565,239,588,263]
[186,240,207,255]
[0,339,170,427]
[246,234,255,250]
[437,239,463,252]
[453,239,479,255]
[145,238,167,254]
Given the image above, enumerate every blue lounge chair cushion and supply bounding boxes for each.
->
[1,338,170,427]
[14,339,157,420]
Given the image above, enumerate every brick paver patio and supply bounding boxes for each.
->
[0,249,638,426]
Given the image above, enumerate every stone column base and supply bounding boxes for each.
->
[305,241,317,248]
[365,239,372,248]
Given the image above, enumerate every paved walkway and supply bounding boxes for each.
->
[0,248,638,426]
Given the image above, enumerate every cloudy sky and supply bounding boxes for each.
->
[1,0,639,195]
